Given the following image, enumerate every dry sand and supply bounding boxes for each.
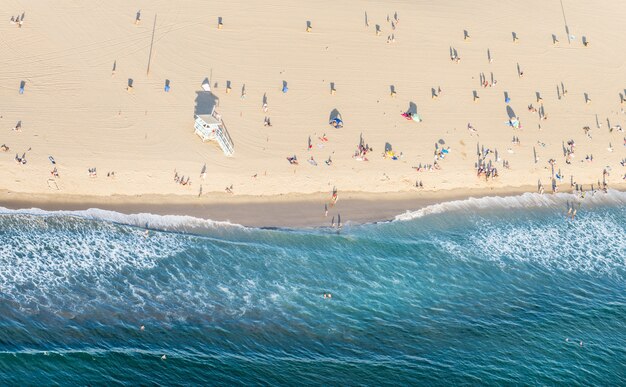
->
[0,0,625,225]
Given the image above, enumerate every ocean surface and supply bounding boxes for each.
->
[0,191,624,385]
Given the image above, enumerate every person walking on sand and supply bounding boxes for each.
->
[467,122,477,135]
[330,188,338,206]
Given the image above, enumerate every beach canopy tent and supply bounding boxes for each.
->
[329,109,344,128]
[329,117,343,128]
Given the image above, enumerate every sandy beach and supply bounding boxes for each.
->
[1,0,625,225]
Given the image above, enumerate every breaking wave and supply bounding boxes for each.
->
[394,189,626,221]
[0,206,245,232]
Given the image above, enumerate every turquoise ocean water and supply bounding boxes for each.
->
[0,191,624,385]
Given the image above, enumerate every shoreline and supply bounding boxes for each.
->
[1,183,624,228]
[2,1,625,221]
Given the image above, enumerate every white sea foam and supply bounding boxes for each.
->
[422,192,626,275]
[471,210,625,275]
[0,206,299,316]
[0,214,189,307]
[394,189,626,222]
[0,209,279,317]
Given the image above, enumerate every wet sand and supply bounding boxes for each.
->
[5,184,622,228]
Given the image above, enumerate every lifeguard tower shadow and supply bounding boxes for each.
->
[194,89,219,116]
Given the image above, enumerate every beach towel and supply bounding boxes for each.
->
[402,112,422,122]
[506,119,520,128]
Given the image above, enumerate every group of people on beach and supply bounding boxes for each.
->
[479,72,497,88]
[475,145,500,180]
[173,170,191,186]
[9,13,24,28]
[384,12,400,43]
[14,153,26,165]
[476,161,499,180]
[563,139,576,164]
[353,136,372,161]
[413,162,440,172]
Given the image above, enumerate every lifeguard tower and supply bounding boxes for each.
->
[194,87,234,156]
